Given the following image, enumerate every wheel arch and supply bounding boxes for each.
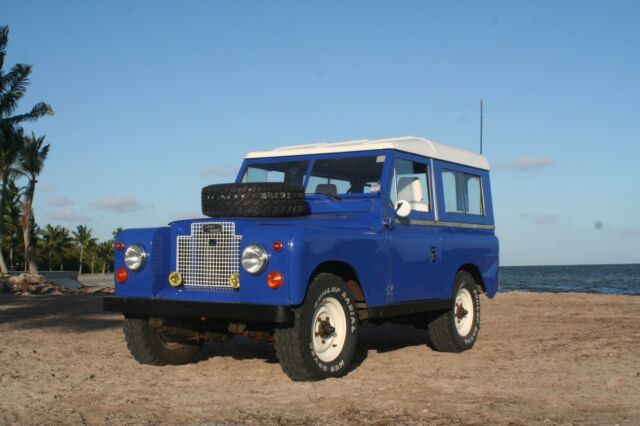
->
[458,263,486,294]
[306,261,368,319]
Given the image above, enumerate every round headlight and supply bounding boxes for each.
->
[241,244,268,275]
[124,244,147,271]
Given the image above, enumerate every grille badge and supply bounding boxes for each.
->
[203,223,223,234]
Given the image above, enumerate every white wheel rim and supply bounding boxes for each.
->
[454,288,474,336]
[311,297,347,363]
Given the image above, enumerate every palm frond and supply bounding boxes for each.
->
[18,132,50,177]
[0,26,8,72]
[6,102,54,124]
[0,63,32,117]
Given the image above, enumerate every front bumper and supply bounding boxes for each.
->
[103,296,293,323]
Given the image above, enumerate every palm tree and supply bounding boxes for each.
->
[18,132,49,273]
[97,241,113,274]
[2,179,23,270]
[39,224,71,271]
[0,25,54,273]
[87,239,98,274]
[72,225,95,274]
[0,127,24,272]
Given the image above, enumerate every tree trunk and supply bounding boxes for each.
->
[48,252,52,271]
[22,178,38,274]
[0,171,10,273]
[78,246,84,274]
[90,252,95,274]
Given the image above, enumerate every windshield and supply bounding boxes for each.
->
[242,160,309,186]
[306,155,384,195]
[242,155,385,196]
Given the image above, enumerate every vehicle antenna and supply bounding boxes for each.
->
[480,99,484,155]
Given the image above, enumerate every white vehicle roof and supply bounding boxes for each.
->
[245,136,490,171]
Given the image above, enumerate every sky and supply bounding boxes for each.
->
[2,0,639,266]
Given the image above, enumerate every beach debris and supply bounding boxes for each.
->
[0,273,113,296]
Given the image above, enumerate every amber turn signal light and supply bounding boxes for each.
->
[116,267,128,284]
[267,271,284,289]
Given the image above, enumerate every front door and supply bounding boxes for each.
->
[386,154,444,303]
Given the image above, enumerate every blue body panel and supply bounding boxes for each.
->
[114,148,499,312]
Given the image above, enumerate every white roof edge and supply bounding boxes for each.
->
[245,136,490,170]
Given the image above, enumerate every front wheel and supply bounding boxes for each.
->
[425,270,481,352]
[123,317,203,365]
[274,273,359,381]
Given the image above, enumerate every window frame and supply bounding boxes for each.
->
[387,151,435,220]
[237,150,393,200]
[433,160,493,225]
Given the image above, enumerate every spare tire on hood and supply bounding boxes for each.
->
[201,182,308,218]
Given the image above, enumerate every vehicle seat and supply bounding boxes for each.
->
[316,183,338,196]
[397,177,430,212]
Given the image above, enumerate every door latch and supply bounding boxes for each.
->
[430,247,438,263]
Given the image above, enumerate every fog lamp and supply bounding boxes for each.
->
[168,271,183,287]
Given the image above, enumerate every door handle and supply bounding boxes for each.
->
[382,217,394,228]
[430,247,438,263]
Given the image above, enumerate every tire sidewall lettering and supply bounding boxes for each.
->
[307,280,357,374]
[453,280,481,347]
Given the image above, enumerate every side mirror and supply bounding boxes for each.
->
[395,200,411,218]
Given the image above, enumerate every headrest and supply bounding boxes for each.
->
[316,183,337,195]
[397,177,423,202]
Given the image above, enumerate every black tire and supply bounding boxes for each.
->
[123,318,203,365]
[274,273,359,381]
[201,182,308,218]
[425,271,481,352]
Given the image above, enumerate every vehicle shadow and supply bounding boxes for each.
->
[0,295,121,333]
[199,321,429,368]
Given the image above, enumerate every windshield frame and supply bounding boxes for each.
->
[237,150,393,199]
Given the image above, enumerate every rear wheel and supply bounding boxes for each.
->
[425,271,481,352]
[274,273,359,381]
[123,317,203,365]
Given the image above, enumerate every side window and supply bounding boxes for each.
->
[441,169,484,215]
[391,159,430,213]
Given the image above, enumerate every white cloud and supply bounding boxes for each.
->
[492,156,554,171]
[39,183,57,193]
[521,213,562,226]
[47,209,89,222]
[49,197,74,207]
[198,165,234,178]
[95,196,146,213]
[169,211,206,221]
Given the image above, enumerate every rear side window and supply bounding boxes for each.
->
[442,170,484,215]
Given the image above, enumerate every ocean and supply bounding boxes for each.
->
[499,264,640,296]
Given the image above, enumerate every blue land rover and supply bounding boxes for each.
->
[104,136,499,381]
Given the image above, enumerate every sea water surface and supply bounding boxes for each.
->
[499,264,640,295]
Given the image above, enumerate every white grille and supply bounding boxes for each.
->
[176,222,242,290]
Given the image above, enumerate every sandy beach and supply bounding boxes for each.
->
[0,292,638,425]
